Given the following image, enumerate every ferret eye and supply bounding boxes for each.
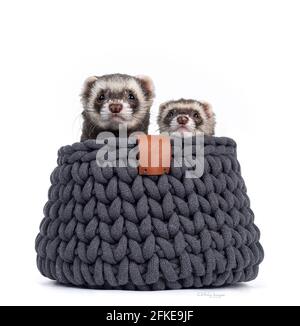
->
[98,94,105,101]
[128,93,135,100]
[168,111,174,117]
[193,112,200,118]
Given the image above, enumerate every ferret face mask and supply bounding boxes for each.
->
[158,99,216,136]
[81,74,155,131]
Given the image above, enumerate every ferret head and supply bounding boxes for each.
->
[81,73,155,132]
[157,99,216,136]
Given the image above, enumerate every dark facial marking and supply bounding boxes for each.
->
[94,90,107,112]
[167,110,174,117]
[93,88,140,113]
[163,107,203,127]
[163,109,176,125]
[191,110,203,126]
[97,93,105,102]
[125,89,139,111]
[128,92,135,100]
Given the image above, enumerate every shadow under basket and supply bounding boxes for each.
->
[35,136,264,290]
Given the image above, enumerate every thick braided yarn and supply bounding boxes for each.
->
[35,136,264,290]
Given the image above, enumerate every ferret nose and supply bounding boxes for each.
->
[177,116,189,125]
[109,103,123,113]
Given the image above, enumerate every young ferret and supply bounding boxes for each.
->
[157,99,216,135]
[80,73,155,141]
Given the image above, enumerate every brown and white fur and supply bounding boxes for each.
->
[80,73,155,141]
[157,99,216,136]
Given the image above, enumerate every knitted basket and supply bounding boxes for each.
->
[35,136,264,290]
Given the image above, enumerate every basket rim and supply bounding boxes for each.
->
[60,135,236,151]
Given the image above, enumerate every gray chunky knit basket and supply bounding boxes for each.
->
[35,136,264,290]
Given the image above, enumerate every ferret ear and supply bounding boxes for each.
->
[159,102,168,113]
[81,76,98,101]
[201,101,214,119]
[135,75,155,99]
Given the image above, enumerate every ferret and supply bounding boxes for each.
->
[157,99,216,136]
[80,73,155,141]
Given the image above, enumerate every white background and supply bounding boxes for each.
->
[0,0,299,306]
